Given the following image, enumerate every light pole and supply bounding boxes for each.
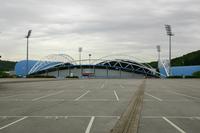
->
[78,47,82,65]
[89,54,91,64]
[165,25,174,76]
[156,45,161,69]
[25,30,32,77]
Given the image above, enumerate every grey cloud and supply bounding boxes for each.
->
[0,0,200,61]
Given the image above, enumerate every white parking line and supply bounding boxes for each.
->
[196,117,200,120]
[0,99,129,102]
[114,90,119,101]
[74,91,90,101]
[168,91,200,100]
[100,84,105,89]
[80,99,117,102]
[143,99,192,102]
[0,116,27,130]
[162,117,186,133]
[0,94,23,99]
[85,116,95,133]
[145,92,163,101]
[0,115,119,118]
[120,85,124,88]
[32,90,64,101]
[143,116,200,119]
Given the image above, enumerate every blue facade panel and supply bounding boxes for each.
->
[15,60,37,76]
[15,60,61,76]
[160,65,200,76]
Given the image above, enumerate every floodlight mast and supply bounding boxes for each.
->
[78,47,82,65]
[25,30,32,77]
[89,54,91,64]
[165,25,174,76]
[156,45,161,68]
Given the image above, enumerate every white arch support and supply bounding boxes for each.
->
[29,54,75,74]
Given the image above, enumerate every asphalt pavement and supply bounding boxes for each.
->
[0,79,199,133]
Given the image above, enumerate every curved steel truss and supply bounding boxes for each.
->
[96,59,156,76]
[28,54,161,77]
[29,54,75,74]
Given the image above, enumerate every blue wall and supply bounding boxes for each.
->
[15,60,37,76]
[160,65,200,77]
[15,60,60,76]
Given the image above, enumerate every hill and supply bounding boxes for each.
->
[148,50,200,68]
[0,60,17,71]
[0,50,200,71]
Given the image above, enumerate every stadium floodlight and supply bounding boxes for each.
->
[26,30,32,38]
[165,25,174,76]
[78,47,82,65]
[25,30,32,77]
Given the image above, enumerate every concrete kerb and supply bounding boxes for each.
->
[110,80,145,133]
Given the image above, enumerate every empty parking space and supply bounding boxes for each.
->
[139,79,200,133]
[139,117,200,133]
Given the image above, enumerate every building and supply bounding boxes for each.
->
[15,54,158,78]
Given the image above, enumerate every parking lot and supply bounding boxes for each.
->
[139,79,200,133]
[0,79,141,133]
[0,79,199,133]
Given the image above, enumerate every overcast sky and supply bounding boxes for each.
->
[0,0,200,62]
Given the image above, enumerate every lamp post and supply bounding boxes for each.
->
[165,25,174,76]
[78,47,82,65]
[25,30,32,77]
[156,45,161,69]
[89,54,91,64]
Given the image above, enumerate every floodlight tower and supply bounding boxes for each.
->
[165,25,174,76]
[156,45,161,68]
[78,47,82,65]
[25,30,32,77]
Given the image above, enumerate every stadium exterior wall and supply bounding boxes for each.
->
[41,68,144,79]
[160,65,200,76]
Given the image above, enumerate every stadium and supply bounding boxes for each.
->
[15,54,159,78]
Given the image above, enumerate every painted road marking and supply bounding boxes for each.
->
[100,84,105,89]
[85,116,95,133]
[0,99,129,102]
[142,116,200,119]
[0,116,27,130]
[114,90,119,101]
[145,92,163,101]
[0,115,119,118]
[162,117,186,133]
[120,85,124,88]
[0,94,23,99]
[196,117,200,120]
[32,90,64,101]
[168,91,200,100]
[74,90,90,101]
[143,99,192,102]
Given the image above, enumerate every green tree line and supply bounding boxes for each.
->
[0,60,16,71]
[148,50,200,68]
